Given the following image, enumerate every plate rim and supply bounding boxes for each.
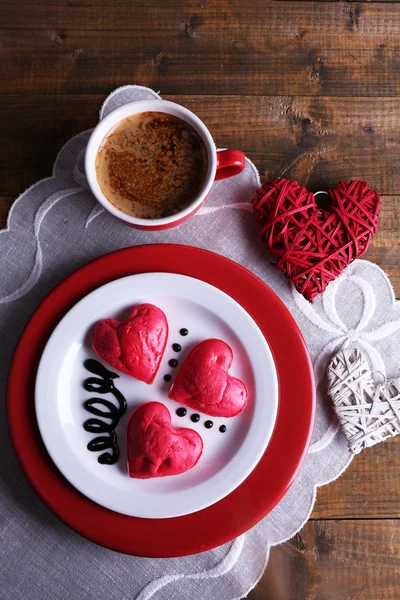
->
[34,271,279,518]
[7,243,315,558]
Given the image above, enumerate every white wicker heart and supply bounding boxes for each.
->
[327,348,400,454]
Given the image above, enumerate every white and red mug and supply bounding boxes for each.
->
[85,100,246,231]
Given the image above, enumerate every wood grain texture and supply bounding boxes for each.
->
[248,520,400,600]
[0,96,100,196]
[1,94,399,295]
[0,197,13,229]
[364,196,400,296]
[312,437,400,520]
[2,94,400,195]
[1,2,400,96]
[2,1,400,598]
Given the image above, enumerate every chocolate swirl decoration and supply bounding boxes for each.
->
[82,359,127,465]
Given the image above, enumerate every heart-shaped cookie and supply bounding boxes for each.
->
[92,303,168,384]
[127,402,203,478]
[168,339,248,417]
[327,348,400,454]
[253,179,380,302]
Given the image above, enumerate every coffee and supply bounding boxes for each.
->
[95,111,208,219]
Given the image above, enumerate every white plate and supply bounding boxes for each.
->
[35,273,278,518]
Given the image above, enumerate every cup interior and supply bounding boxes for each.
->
[85,100,217,226]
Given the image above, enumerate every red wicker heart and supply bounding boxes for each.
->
[252,178,380,302]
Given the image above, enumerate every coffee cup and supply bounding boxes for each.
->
[85,99,246,231]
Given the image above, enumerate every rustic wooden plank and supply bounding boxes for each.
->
[312,437,400,520]
[0,95,100,196]
[1,94,399,294]
[248,520,400,600]
[364,196,400,296]
[2,94,400,195]
[14,0,400,5]
[0,197,14,229]
[1,2,400,95]
[167,95,400,197]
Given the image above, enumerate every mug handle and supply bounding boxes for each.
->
[215,149,246,181]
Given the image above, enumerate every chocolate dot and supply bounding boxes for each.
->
[190,413,200,423]
[163,374,171,382]
[169,359,178,368]
[219,425,227,433]
[176,407,187,417]
[172,343,182,352]
[204,420,213,429]
[180,328,189,336]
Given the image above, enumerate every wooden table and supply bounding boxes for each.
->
[1,2,399,598]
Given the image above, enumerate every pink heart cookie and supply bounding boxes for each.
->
[92,303,168,384]
[169,339,248,417]
[127,402,203,478]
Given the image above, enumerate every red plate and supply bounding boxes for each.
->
[7,244,315,557]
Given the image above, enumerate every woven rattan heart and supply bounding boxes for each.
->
[327,348,400,454]
[252,178,380,302]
